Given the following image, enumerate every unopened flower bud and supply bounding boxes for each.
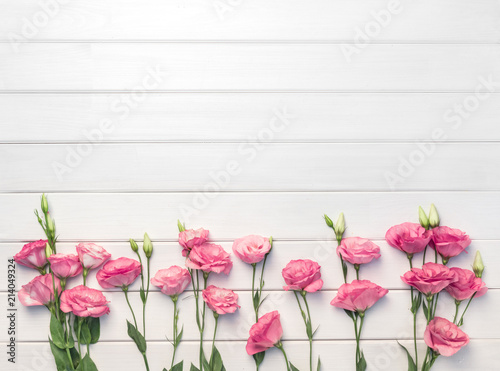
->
[335,213,346,237]
[41,194,49,214]
[46,214,55,235]
[143,233,153,258]
[418,206,429,229]
[473,250,484,278]
[45,243,53,258]
[429,204,440,228]
[324,214,334,228]
[177,220,185,232]
[129,239,139,252]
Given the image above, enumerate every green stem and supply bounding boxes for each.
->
[141,352,150,371]
[65,348,75,370]
[199,272,209,370]
[143,257,151,338]
[77,317,82,361]
[171,296,179,369]
[276,343,290,371]
[302,294,313,371]
[352,315,360,364]
[432,293,439,318]
[453,300,461,324]
[457,293,477,326]
[209,313,219,367]
[354,264,360,281]
[252,263,258,322]
[258,254,268,299]
[337,239,347,283]
[407,254,418,368]
[63,314,75,370]
[123,287,139,329]
[422,246,427,265]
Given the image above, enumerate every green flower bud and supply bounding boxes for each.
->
[268,236,273,253]
[335,212,346,237]
[129,238,139,252]
[46,214,55,235]
[45,243,53,258]
[429,204,440,228]
[41,194,49,214]
[418,206,429,229]
[472,250,484,278]
[324,214,334,228]
[177,220,185,232]
[143,233,153,258]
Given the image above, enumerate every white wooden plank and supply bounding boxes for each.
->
[1,44,499,91]
[2,340,498,371]
[2,93,500,142]
[1,192,498,241]
[1,143,499,192]
[3,290,496,342]
[3,240,498,292]
[1,0,499,42]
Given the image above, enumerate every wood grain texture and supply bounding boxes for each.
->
[2,93,500,142]
[0,44,499,91]
[1,0,499,42]
[1,143,500,192]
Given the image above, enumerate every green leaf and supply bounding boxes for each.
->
[175,326,184,347]
[356,351,367,371]
[49,338,73,371]
[201,351,210,371]
[80,322,92,345]
[252,351,265,367]
[290,363,300,371]
[211,346,223,371]
[317,356,321,371]
[422,300,430,321]
[140,287,146,303]
[189,364,200,371]
[126,320,147,353]
[344,309,355,319]
[76,354,98,371]
[397,342,417,371]
[87,317,101,344]
[411,292,423,314]
[253,291,260,310]
[170,361,184,371]
[50,314,66,350]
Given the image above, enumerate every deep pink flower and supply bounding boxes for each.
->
[185,243,232,275]
[430,226,471,260]
[385,223,431,255]
[337,237,381,265]
[282,259,323,293]
[246,311,283,355]
[14,240,48,270]
[178,228,209,257]
[330,280,388,312]
[60,285,110,318]
[202,285,240,315]
[424,317,469,356]
[18,274,61,307]
[445,267,487,301]
[401,262,457,296]
[151,266,191,296]
[48,253,83,279]
[96,257,142,289]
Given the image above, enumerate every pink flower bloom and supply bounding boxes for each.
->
[282,259,323,293]
[185,243,232,275]
[202,285,240,315]
[76,243,111,270]
[246,311,283,356]
[232,235,271,264]
[14,240,48,270]
[330,280,388,313]
[18,274,61,307]
[178,228,209,257]
[151,266,191,296]
[430,226,471,260]
[337,237,381,265]
[48,253,83,279]
[424,317,469,356]
[385,223,431,255]
[445,267,487,302]
[401,262,457,296]
[60,285,110,318]
[96,257,142,289]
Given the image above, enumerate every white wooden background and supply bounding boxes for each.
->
[1,1,499,370]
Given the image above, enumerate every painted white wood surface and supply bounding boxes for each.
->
[1,0,499,370]
[2,93,500,143]
[0,44,499,91]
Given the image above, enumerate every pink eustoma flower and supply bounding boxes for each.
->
[76,243,111,270]
[48,253,83,279]
[445,267,487,302]
[337,237,381,265]
[385,223,431,255]
[246,311,283,356]
[401,262,457,296]
[430,226,471,261]
[60,285,110,318]
[96,257,142,289]
[232,235,271,264]
[151,266,191,296]
[14,240,48,270]
[282,259,323,293]
[178,228,209,257]
[424,317,469,356]
[202,285,240,315]
[330,280,388,313]
[18,274,61,307]
[185,243,233,275]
